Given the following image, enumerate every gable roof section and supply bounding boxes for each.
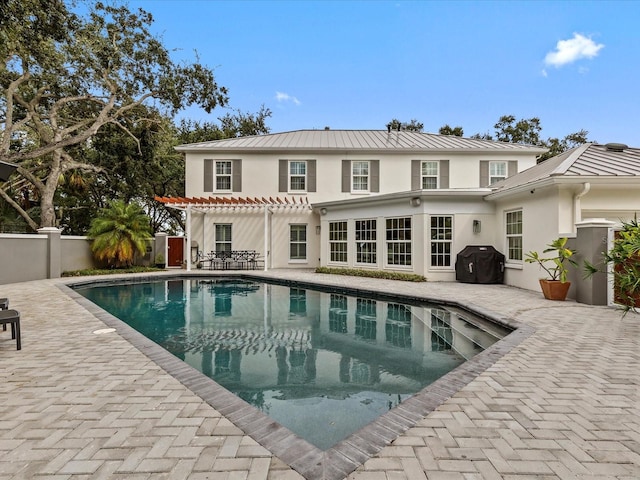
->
[487,143,640,197]
[175,129,547,154]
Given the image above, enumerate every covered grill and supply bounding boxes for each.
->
[455,245,505,284]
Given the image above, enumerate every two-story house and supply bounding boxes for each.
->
[164,129,544,277]
[158,131,640,305]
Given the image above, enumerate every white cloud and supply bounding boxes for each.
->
[544,33,604,68]
[275,91,301,106]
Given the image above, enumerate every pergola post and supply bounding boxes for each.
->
[185,204,192,272]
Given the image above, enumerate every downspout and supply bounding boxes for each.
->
[574,182,591,233]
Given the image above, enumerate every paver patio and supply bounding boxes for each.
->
[1,270,639,479]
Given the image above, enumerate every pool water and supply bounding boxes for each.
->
[75,277,508,450]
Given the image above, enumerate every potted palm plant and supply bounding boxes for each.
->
[154,253,166,269]
[525,237,577,301]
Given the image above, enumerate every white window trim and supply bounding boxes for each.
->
[215,160,232,192]
[351,160,370,193]
[215,223,232,252]
[429,215,454,270]
[288,160,307,193]
[289,224,308,263]
[489,161,507,185]
[421,161,439,190]
[355,218,377,265]
[329,221,348,264]
[505,209,523,264]
[385,217,412,268]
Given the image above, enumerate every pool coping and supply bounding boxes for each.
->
[59,273,535,480]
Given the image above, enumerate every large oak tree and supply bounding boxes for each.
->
[0,0,228,230]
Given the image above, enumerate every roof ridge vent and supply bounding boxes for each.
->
[605,142,628,152]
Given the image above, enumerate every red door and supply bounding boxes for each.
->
[167,237,184,267]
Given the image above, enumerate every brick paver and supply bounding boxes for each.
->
[1,270,639,479]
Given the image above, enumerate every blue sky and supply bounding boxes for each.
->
[136,0,640,146]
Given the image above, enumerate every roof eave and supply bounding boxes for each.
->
[175,145,548,155]
[314,189,492,209]
[485,175,640,200]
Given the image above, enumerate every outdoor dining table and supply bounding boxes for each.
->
[201,250,262,270]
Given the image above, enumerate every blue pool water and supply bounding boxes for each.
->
[75,277,508,449]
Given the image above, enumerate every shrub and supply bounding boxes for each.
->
[315,267,426,282]
[62,266,163,277]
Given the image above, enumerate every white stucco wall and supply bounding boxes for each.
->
[184,151,538,201]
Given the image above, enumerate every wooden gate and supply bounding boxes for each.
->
[167,237,184,267]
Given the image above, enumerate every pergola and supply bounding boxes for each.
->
[155,195,314,271]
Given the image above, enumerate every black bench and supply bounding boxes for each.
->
[0,309,21,350]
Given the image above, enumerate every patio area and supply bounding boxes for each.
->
[1,270,639,479]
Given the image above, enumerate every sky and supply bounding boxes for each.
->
[133,0,640,146]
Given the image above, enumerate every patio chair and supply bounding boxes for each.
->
[0,309,21,350]
[0,297,7,332]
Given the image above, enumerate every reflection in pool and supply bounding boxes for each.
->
[75,278,509,449]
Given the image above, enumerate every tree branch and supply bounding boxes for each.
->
[0,187,38,231]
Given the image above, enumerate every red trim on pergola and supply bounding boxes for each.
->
[154,195,311,208]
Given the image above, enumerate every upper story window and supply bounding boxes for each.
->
[204,159,241,193]
[489,161,507,185]
[480,160,516,187]
[215,161,232,190]
[422,161,439,189]
[342,160,379,193]
[279,160,316,193]
[505,209,523,262]
[412,160,449,189]
[352,161,369,192]
[289,161,306,191]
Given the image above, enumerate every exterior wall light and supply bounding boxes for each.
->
[473,220,481,234]
[319,208,328,215]
[410,197,421,207]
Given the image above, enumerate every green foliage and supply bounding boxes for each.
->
[315,267,426,282]
[87,200,152,268]
[525,237,577,283]
[62,266,163,277]
[1,0,228,229]
[585,219,640,313]
[438,125,464,137]
[154,253,165,265]
[386,119,424,132]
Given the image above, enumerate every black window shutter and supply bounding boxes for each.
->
[479,161,489,187]
[342,160,350,192]
[411,160,421,190]
[279,160,288,192]
[204,159,213,192]
[370,160,380,192]
[307,160,316,192]
[232,159,242,192]
[440,160,449,189]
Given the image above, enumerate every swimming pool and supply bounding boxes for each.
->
[74,276,510,450]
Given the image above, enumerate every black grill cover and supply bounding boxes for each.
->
[455,245,505,284]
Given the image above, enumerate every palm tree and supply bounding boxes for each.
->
[87,200,152,268]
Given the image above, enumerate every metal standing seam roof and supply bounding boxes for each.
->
[489,143,640,194]
[174,129,548,153]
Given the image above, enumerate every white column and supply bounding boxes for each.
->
[186,205,192,272]
[264,206,269,271]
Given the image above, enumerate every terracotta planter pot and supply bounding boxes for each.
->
[539,279,571,301]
